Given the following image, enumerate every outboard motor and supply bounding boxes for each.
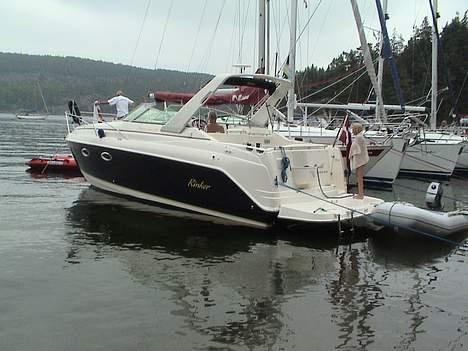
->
[426,182,443,210]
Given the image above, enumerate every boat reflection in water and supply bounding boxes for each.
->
[26,168,83,180]
[368,231,466,267]
[65,188,467,350]
[367,234,468,351]
[66,188,342,348]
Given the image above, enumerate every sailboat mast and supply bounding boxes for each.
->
[376,0,388,122]
[287,0,298,123]
[37,81,49,115]
[350,0,386,123]
[258,0,266,72]
[431,0,438,129]
[266,0,271,74]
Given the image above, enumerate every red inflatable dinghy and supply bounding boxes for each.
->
[26,154,80,173]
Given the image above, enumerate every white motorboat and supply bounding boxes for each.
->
[66,74,383,229]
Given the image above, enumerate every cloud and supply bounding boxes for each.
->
[1,0,466,74]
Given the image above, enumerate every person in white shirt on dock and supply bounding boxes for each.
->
[95,90,134,120]
[349,123,369,200]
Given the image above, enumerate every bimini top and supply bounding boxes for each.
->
[160,73,290,134]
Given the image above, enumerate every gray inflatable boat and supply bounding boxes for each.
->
[370,201,468,237]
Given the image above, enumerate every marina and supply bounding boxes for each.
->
[1,0,467,349]
[1,113,468,350]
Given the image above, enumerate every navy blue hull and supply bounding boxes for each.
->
[69,142,278,226]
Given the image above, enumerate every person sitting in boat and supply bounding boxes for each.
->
[349,122,369,200]
[206,111,225,133]
[95,90,134,120]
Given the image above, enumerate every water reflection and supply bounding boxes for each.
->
[66,187,354,255]
[66,187,341,348]
[26,169,83,180]
[368,233,468,350]
[368,231,466,268]
[66,187,271,257]
[64,187,467,350]
[2,113,467,349]
[396,270,427,351]
[326,246,383,349]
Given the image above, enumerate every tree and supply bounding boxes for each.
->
[296,14,468,123]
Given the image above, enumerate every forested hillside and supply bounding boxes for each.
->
[296,14,467,123]
[0,53,212,113]
[1,13,466,122]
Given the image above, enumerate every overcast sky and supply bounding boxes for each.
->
[1,0,466,74]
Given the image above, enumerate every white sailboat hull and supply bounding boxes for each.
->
[16,113,48,120]
[362,135,407,187]
[399,138,464,179]
[455,145,468,172]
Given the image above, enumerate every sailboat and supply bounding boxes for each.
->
[292,0,464,181]
[397,0,465,179]
[16,81,49,120]
[350,0,463,181]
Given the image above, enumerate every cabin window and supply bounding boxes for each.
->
[124,103,175,125]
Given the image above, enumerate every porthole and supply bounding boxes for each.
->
[81,148,90,157]
[101,152,112,162]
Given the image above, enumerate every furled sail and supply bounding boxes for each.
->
[375,0,405,112]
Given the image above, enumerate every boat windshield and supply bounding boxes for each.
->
[153,75,286,133]
[123,103,176,124]
[187,80,274,128]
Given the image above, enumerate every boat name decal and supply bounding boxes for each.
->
[187,178,212,191]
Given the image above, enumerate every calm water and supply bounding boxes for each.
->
[1,113,467,351]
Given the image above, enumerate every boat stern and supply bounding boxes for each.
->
[277,189,383,226]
